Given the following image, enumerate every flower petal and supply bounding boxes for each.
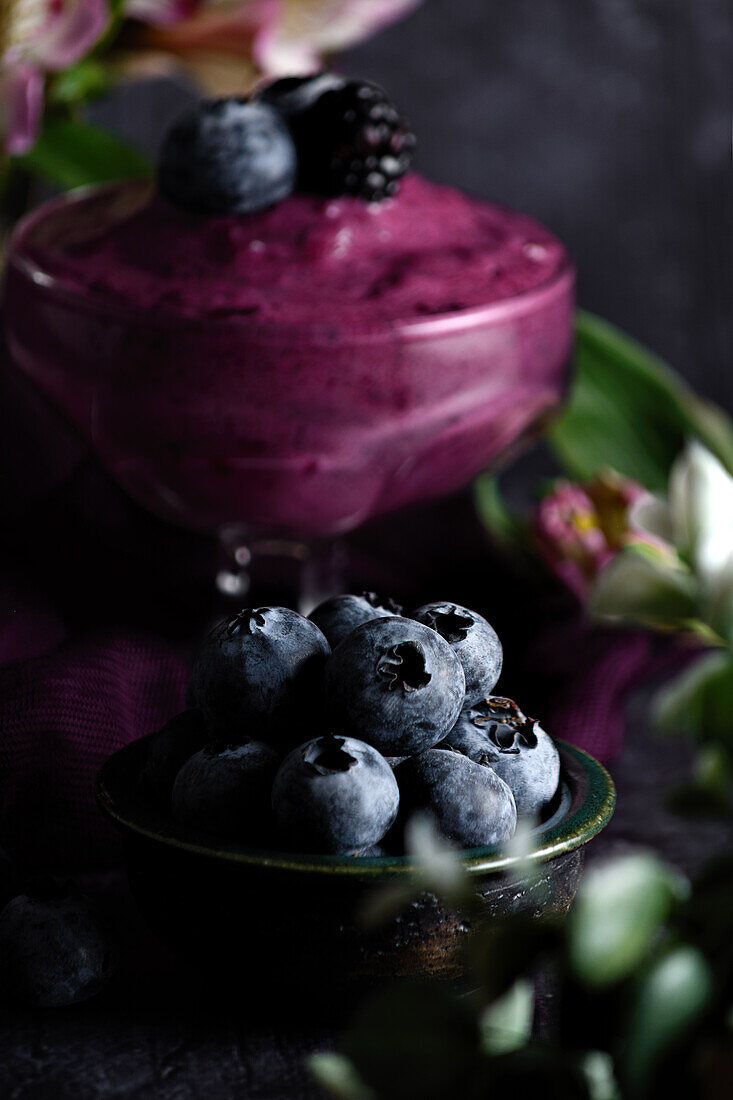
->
[590,549,698,630]
[669,441,733,583]
[253,0,424,75]
[33,0,109,71]
[706,549,733,644]
[630,493,675,544]
[125,0,200,26]
[2,63,45,155]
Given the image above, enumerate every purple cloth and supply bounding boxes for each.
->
[0,572,188,868]
[525,620,687,764]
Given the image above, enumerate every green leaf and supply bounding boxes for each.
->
[549,312,733,490]
[567,853,689,987]
[308,1054,376,1100]
[623,945,712,1095]
[654,650,733,743]
[473,474,526,549]
[589,549,699,631]
[581,1052,621,1100]
[47,61,112,107]
[342,984,483,1100]
[479,980,534,1055]
[13,117,152,189]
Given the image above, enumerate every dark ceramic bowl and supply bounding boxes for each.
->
[96,738,614,992]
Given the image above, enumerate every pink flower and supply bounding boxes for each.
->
[1,0,109,155]
[125,1,201,27]
[533,470,669,601]
[129,1,423,94]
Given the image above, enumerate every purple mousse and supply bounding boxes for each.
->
[4,175,574,534]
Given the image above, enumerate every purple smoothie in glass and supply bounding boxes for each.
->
[3,174,574,536]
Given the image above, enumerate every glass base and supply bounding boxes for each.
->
[216,525,347,615]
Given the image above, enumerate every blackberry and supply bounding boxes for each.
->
[267,77,415,203]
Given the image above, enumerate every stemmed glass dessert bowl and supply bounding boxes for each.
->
[2,79,575,604]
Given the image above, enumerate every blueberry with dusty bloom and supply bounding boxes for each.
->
[445,696,560,818]
[395,749,516,848]
[325,617,465,757]
[172,739,280,839]
[412,601,502,705]
[189,606,330,740]
[272,734,399,854]
[309,591,402,649]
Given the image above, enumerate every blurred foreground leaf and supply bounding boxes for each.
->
[654,650,733,743]
[13,117,152,189]
[309,1053,375,1100]
[479,979,534,1055]
[622,945,712,1095]
[567,853,689,986]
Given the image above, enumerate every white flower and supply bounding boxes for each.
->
[592,443,733,639]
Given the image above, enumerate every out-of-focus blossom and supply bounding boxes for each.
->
[124,0,423,95]
[125,0,201,27]
[1,0,109,154]
[533,469,671,601]
[632,442,733,639]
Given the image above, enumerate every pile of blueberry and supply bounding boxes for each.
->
[143,595,561,857]
[159,73,416,214]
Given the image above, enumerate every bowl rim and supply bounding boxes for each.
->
[95,737,615,879]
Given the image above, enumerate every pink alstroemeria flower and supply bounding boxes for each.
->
[1,0,109,155]
[533,470,667,601]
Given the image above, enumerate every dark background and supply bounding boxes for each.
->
[91,0,733,409]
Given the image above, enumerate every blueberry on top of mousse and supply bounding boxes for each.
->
[412,601,502,705]
[260,74,416,202]
[309,591,403,649]
[445,696,560,819]
[159,97,297,215]
[325,616,465,757]
[271,733,399,854]
[188,606,330,742]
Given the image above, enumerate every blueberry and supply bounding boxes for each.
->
[159,98,297,215]
[445,696,560,818]
[325,617,466,757]
[272,734,399,854]
[395,749,516,849]
[188,606,330,741]
[309,591,402,649]
[0,881,117,1007]
[140,708,207,806]
[412,601,502,706]
[172,740,280,839]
